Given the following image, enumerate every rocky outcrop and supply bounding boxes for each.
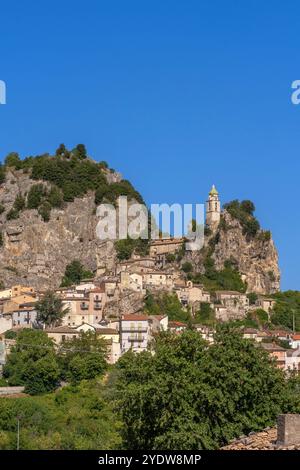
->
[0,169,280,295]
[212,211,280,294]
[185,210,280,295]
[0,170,117,290]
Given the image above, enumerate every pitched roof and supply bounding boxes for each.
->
[96,328,119,335]
[45,326,80,334]
[122,314,149,321]
[168,321,186,327]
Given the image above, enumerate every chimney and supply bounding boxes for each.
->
[277,414,300,447]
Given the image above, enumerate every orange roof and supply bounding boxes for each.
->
[292,334,300,341]
[168,321,186,327]
[122,314,149,321]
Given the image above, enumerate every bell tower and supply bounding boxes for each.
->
[206,185,221,230]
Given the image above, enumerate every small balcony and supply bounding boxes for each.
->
[80,304,89,310]
[122,327,148,333]
[128,336,144,342]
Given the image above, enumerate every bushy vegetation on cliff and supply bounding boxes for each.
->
[1,145,144,219]
[223,199,260,237]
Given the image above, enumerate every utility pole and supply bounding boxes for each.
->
[293,310,296,333]
[16,416,20,450]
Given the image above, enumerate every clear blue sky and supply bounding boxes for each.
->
[0,1,299,290]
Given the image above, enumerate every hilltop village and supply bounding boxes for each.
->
[0,186,299,372]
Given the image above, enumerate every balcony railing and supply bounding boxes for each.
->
[128,336,144,342]
[122,328,148,333]
[80,304,89,310]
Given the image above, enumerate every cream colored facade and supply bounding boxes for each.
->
[0,285,35,300]
[176,283,211,308]
[149,238,184,257]
[142,272,174,289]
[120,271,144,293]
[61,289,107,327]
[206,185,221,230]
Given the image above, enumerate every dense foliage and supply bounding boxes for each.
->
[0,380,121,449]
[271,290,300,331]
[116,327,300,450]
[3,330,60,395]
[60,260,94,287]
[223,199,260,237]
[1,145,144,221]
[58,332,107,383]
[190,257,246,293]
[2,330,108,395]
[144,292,191,322]
[36,291,67,327]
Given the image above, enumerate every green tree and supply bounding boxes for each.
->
[3,330,60,395]
[181,261,193,273]
[36,291,67,327]
[58,331,107,383]
[13,193,26,211]
[6,208,19,220]
[4,152,21,168]
[27,184,45,209]
[47,185,64,208]
[38,201,51,222]
[116,327,296,450]
[144,292,190,322]
[61,260,94,287]
[0,164,6,184]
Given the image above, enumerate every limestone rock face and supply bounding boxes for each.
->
[0,170,117,290]
[212,211,280,294]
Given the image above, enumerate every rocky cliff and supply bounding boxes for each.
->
[0,162,280,295]
[0,169,118,290]
[185,210,280,294]
[212,211,280,294]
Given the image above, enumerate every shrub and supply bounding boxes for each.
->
[27,184,45,209]
[181,261,193,273]
[6,208,19,220]
[13,193,26,211]
[166,253,176,263]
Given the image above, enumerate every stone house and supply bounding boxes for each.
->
[11,305,37,328]
[142,271,174,289]
[120,314,150,354]
[149,238,184,258]
[260,342,287,369]
[0,285,35,300]
[243,328,258,340]
[168,320,187,333]
[290,334,300,349]
[148,315,168,333]
[0,313,13,334]
[61,287,107,327]
[256,296,276,316]
[175,282,210,311]
[117,258,156,275]
[46,326,80,344]
[215,290,249,309]
[285,349,300,374]
[119,271,145,293]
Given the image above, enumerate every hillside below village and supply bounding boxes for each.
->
[0,145,300,450]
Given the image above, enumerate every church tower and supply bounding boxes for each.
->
[206,185,221,230]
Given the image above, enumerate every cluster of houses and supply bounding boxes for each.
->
[0,281,299,374]
[242,327,300,372]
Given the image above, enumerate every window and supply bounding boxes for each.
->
[62,335,66,342]
[95,295,99,300]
